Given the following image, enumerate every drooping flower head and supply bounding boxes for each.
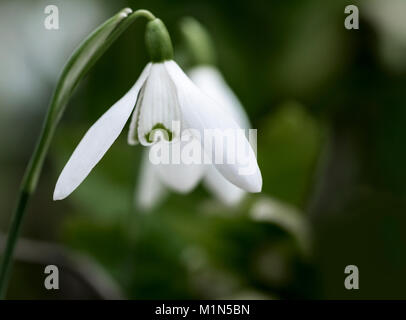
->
[136,17,258,209]
[54,17,262,201]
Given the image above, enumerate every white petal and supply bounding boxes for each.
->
[127,81,145,146]
[165,60,262,193]
[188,66,252,203]
[188,66,251,129]
[130,63,181,146]
[153,138,204,193]
[53,64,151,200]
[135,150,167,211]
[203,165,245,206]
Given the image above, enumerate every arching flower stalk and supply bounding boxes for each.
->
[0,8,158,298]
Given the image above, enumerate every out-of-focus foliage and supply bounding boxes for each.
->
[258,101,324,206]
[1,0,406,299]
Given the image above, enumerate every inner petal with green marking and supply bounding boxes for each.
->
[127,62,181,146]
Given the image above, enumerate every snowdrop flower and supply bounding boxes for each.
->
[54,18,262,201]
[136,18,257,209]
[137,66,253,209]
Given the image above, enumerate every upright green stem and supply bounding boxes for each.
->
[0,8,155,299]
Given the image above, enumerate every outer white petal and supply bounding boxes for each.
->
[165,60,262,193]
[130,63,181,146]
[135,150,167,211]
[188,66,252,204]
[188,66,251,129]
[150,136,204,193]
[203,165,245,206]
[53,64,151,200]
[156,162,204,193]
[127,81,145,146]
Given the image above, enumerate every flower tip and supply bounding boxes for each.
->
[252,175,263,193]
[53,188,67,201]
[244,183,262,194]
[242,171,263,194]
[253,183,262,193]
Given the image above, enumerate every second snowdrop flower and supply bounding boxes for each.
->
[54,18,262,201]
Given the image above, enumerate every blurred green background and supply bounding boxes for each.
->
[1,0,406,299]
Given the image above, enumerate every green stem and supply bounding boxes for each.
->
[0,8,155,299]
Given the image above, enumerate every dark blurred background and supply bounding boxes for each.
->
[1,0,406,299]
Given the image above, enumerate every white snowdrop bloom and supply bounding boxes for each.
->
[137,65,254,209]
[54,19,262,201]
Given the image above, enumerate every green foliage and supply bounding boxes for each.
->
[258,101,324,207]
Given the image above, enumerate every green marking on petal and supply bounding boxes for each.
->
[144,123,174,143]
